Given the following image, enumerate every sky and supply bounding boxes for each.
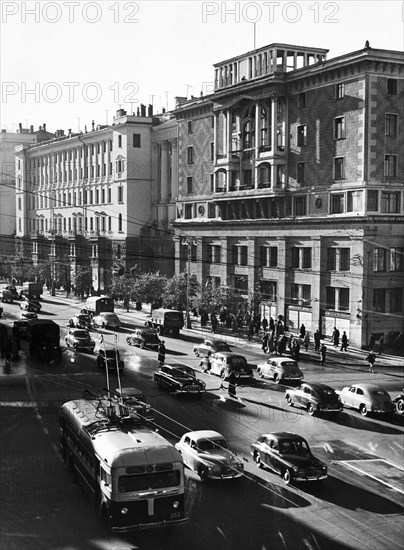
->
[1,0,403,133]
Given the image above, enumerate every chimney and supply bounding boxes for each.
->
[162,108,166,114]
[148,104,153,117]
[30,125,34,133]
[19,123,22,130]
[92,120,95,131]
[116,108,126,117]
[85,125,88,133]
[136,107,140,116]
[68,129,72,136]
[140,104,146,117]
[43,123,46,131]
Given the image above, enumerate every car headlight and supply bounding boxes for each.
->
[293,466,299,473]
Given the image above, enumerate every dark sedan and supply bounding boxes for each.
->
[251,432,327,485]
[285,383,343,416]
[193,338,232,358]
[154,364,206,397]
[126,328,161,351]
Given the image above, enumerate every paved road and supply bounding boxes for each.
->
[1,293,403,550]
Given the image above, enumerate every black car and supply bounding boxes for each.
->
[13,320,30,339]
[285,382,343,416]
[97,348,124,371]
[251,432,327,485]
[154,364,206,397]
[126,328,161,351]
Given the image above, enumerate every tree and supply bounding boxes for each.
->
[162,271,199,311]
[132,271,168,306]
[111,273,136,301]
[74,266,92,297]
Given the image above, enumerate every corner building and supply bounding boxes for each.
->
[172,43,404,349]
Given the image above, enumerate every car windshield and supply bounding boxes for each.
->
[214,342,231,351]
[172,368,194,378]
[73,330,89,338]
[229,357,247,365]
[103,314,118,320]
[104,350,119,358]
[78,315,90,322]
[198,439,227,451]
[280,440,310,455]
[372,390,388,397]
[319,389,335,396]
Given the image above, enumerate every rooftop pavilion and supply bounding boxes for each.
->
[214,43,329,90]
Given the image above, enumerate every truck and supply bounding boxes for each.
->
[21,282,43,300]
[27,319,62,362]
[147,308,184,337]
[80,296,114,317]
[1,288,14,303]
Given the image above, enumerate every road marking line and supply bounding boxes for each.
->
[340,460,404,494]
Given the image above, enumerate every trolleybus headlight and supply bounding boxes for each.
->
[173,501,180,509]
[121,507,129,515]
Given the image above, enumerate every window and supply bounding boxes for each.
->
[385,114,398,136]
[118,186,123,203]
[260,280,277,301]
[108,216,112,231]
[118,213,123,232]
[384,155,397,177]
[133,134,141,148]
[327,248,337,270]
[95,189,99,204]
[116,159,124,173]
[334,158,345,180]
[367,190,378,211]
[187,121,193,134]
[208,245,221,264]
[184,204,193,219]
[381,192,400,213]
[260,246,278,267]
[187,147,194,164]
[18,197,21,211]
[302,248,312,269]
[108,188,112,202]
[373,289,386,313]
[336,83,344,99]
[334,117,345,139]
[295,196,307,215]
[187,177,193,194]
[298,92,306,107]
[291,283,311,305]
[297,125,307,146]
[234,276,248,294]
[296,162,305,184]
[339,288,349,310]
[340,248,350,271]
[390,288,403,313]
[101,189,105,203]
[390,248,403,271]
[331,193,344,214]
[210,143,214,161]
[373,248,386,272]
[118,135,122,148]
[387,79,398,95]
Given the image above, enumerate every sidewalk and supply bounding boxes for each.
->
[43,290,404,369]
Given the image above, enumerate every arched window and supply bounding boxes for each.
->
[243,120,253,149]
[260,108,268,147]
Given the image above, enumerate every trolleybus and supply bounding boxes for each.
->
[59,395,187,531]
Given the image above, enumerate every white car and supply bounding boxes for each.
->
[336,383,395,416]
[175,430,244,482]
[92,312,121,330]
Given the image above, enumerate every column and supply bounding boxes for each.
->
[213,112,219,161]
[270,96,278,186]
[277,236,287,321]
[254,103,260,189]
[227,110,232,159]
[222,110,227,155]
[161,141,169,202]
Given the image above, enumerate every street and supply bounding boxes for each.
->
[1,294,403,550]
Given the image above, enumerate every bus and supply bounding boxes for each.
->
[59,396,187,531]
[81,296,114,317]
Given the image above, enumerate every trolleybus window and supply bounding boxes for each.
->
[118,470,180,492]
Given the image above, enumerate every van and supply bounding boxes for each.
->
[209,352,254,382]
[148,308,184,337]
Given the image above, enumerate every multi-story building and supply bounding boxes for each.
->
[0,123,53,256]
[14,106,178,292]
[172,43,404,348]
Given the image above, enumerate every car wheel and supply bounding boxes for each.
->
[126,339,131,345]
[396,398,404,415]
[198,467,208,482]
[286,394,293,406]
[65,340,70,348]
[273,373,280,384]
[360,404,368,416]
[258,368,264,378]
[282,469,292,485]
[254,452,263,468]
[307,404,316,416]
[220,370,226,379]
[194,349,199,357]
[102,323,106,329]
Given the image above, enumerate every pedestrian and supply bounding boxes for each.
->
[299,324,306,338]
[303,332,310,352]
[199,356,211,372]
[332,327,340,348]
[262,317,268,333]
[268,331,275,353]
[314,330,321,352]
[340,331,349,352]
[377,336,384,355]
[366,350,376,373]
[211,313,218,334]
[227,369,238,398]
[292,338,300,362]
[320,344,327,366]
[200,311,209,328]
[269,317,275,333]
[248,321,255,341]
[261,331,269,353]
[158,341,166,366]
[278,334,287,356]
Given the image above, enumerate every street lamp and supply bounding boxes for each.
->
[181,236,197,329]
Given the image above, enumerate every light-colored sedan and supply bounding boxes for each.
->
[336,383,395,416]
[193,338,232,358]
[257,357,303,384]
[175,430,244,482]
[92,312,121,330]
[65,329,95,353]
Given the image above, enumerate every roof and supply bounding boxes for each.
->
[300,382,334,391]
[261,432,306,441]
[183,430,224,441]
[351,383,386,391]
